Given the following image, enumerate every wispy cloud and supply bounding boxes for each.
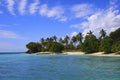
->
[39,4,67,21]
[2,0,67,21]
[71,4,93,18]
[18,0,27,15]
[71,5,120,37]
[29,0,39,14]
[7,0,15,15]
[0,23,20,27]
[0,30,25,39]
[70,32,78,37]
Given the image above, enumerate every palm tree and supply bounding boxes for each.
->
[85,30,94,39]
[40,38,45,47]
[64,35,70,45]
[59,38,64,44]
[87,30,93,37]
[76,32,83,44]
[52,35,57,42]
[99,29,106,39]
[71,36,77,46]
[40,38,44,43]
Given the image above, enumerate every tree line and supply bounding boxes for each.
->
[26,28,120,54]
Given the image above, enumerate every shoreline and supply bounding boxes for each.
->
[35,51,120,57]
[64,52,120,57]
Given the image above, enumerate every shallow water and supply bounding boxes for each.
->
[0,53,120,80]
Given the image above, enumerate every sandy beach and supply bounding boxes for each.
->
[36,51,120,57]
[36,52,53,54]
[64,52,120,57]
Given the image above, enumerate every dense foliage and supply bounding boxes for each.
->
[82,31,99,53]
[26,28,120,54]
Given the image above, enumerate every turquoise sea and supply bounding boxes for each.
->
[0,53,120,80]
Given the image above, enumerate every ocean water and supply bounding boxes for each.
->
[0,53,120,80]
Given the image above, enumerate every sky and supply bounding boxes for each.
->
[0,0,120,52]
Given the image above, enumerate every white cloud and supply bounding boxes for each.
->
[71,4,93,18]
[71,7,120,37]
[7,0,15,15]
[39,4,67,21]
[29,0,39,14]
[0,30,24,39]
[18,0,27,15]
[70,32,78,37]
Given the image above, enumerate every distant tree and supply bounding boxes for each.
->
[46,38,53,43]
[26,42,42,53]
[26,28,120,54]
[87,31,93,38]
[59,38,65,44]
[64,35,70,45]
[64,41,75,51]
[76,32,83,44]
[40,38,45,46]
[110,28,120,42]
[36,43,42,52]
[99,37,113,53]
[111,41,120,52]
[82,31,99,53]
[99,29,106,39]
[50,42,64,53]
[71,36,77,46]
[52,36,57,42]
[50,37,54,42]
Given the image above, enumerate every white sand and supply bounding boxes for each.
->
[36,51,120,57]
[36,52,53,54]
[63,52,85,55]
[63,52,120,57]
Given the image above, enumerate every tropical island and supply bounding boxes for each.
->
[26,28,120,56]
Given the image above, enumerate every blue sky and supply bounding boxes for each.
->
[0,0,120,52]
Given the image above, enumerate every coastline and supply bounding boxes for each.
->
[64,52,120,57]
[35,51,120,57]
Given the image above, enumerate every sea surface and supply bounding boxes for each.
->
[0,53,120,80]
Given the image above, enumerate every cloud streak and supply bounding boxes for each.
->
[18,0,27,15]
[71,4,93,18]
[39,4,67,21]
[0,30,25,39]
[29,0,39,14]
[4,0,67,21]
[7,0,15,15]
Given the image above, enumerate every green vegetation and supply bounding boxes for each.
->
[26,28,120,54]
[81,31,99,53]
